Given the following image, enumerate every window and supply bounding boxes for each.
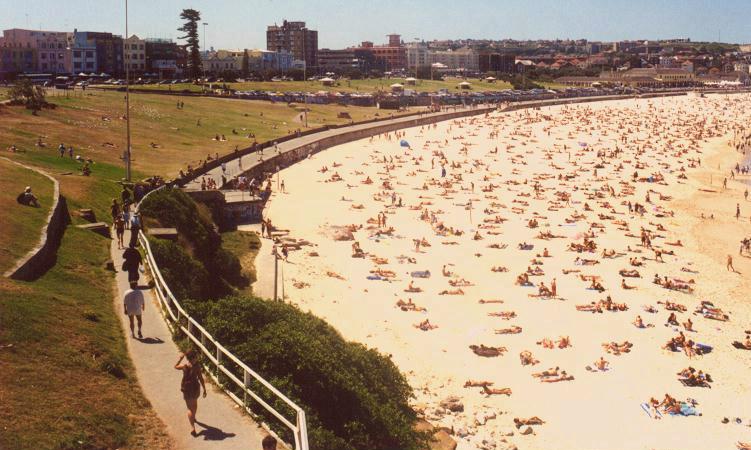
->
[41,42,47,49]
[41,63,48,69]
[58,43,63,49]
[41,52,47,59]
[86,51,93,58]
[74,51,81,57]
[74,62,81,69]
[85,62,93,69]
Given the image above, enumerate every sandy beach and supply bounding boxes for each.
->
[259,94,751,450]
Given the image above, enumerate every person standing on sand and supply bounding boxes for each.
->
[737,203,741,220]
[175,349,207,436]
[123,281,145,339]
[727,255,735,272]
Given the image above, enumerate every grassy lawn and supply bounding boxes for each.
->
[0,104,172,448]
[220,229,262,292]
[3,89,419,178]
[0,226,172,450]
[96,76,514,94]
[0,158,55,274]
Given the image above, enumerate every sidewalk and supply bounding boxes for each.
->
[111,229,268,450]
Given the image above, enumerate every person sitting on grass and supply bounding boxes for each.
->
[17,186,40,207]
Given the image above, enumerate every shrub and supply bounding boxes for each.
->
[189,296,429,450]
[140,188,245,298]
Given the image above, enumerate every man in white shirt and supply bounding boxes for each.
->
[123,281,145,339]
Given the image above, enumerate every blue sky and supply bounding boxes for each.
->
[0,0,748,49]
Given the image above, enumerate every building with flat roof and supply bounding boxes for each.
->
[145,38,184,78]
[124,35,146,75]
[266,20,317,69]
[1,28,71,75]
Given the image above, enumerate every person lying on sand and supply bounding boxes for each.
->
[464,380,493,388]
[396,298,426,312]
[602,341,633,355]
[619,269,640,277]
[532,366,559,378]
[540,372,574,383]
[491,266,509,272]
[514,417,545,429]
[439,288,465,295]
[414,319,438,331]
[482,385,512,396]
[488,311,517,319]
[470,344,508,357]
[404,281,423,293]
[621,279,637,290]
[519,350,539,366]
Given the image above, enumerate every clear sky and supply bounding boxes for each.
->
[0,0,748,49]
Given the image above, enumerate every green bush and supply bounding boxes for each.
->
[140,188,246,298]
[148,238,218,300]
[188,296,429,450]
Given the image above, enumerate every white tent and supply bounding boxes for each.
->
[458,81,472,89]
[320,77,335,86]
[390,83,404,92]
[405,77,417,85]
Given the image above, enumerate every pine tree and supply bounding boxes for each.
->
[178,9,202,79]
[241,49,250,78]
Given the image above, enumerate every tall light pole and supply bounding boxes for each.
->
[202,22,208,81]
[124,0,132,181]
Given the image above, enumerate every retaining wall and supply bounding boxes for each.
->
[3,159,70,281]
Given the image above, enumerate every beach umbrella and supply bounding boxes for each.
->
[400,139,410,148]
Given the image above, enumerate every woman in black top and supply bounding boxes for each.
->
[175,349,206,436]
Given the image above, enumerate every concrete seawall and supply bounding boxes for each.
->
[3,159,70,281]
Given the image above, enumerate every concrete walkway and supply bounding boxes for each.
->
[111,229,268,450]
[186,105,495,191]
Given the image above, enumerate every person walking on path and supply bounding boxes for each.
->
[262,435,278,450]
[175,349,207,436]
[122,243,142,283]
[129,212,141,248]
[114,215,125,249]
[727,254,736,272]
[123,281,145,338]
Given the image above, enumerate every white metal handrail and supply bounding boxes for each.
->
[136,187,309,450]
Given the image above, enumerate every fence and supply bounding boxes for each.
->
[136,187,309,450]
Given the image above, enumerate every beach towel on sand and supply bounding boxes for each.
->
[641,402,663,419]
[410,270,431,278]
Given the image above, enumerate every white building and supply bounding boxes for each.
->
[405,43,429,69]
[429,47,479,71]
[124,34,146,73]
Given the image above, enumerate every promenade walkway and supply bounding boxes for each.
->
[186,105,495,191]
[110,229,268,450]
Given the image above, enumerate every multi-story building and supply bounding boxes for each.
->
[145,38,183,78]
[124,34,146,74]
[248,49,293,71]
[74,30,123,75]
[358,35,406,71]
[266,20,317,69]
[201,51,239,74]
[478,52,516,73]
[318,48,356,72]
[0,28,70,74]
[405,43,429,69]
[70,31,97,73]
[429,47,479,71]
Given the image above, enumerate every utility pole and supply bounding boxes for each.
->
[124,0,132,181]
[202,22,208,82]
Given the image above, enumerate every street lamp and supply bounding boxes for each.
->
[202,22,208,82]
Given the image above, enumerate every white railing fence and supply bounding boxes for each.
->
[136,187,309,450]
